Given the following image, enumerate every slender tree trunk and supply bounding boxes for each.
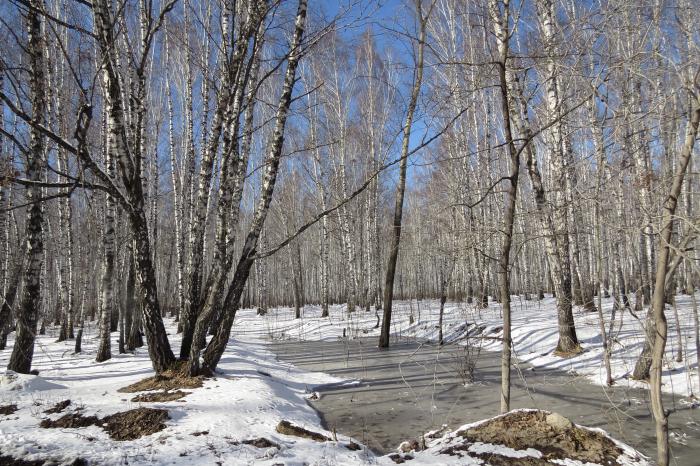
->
[379,0,426,348]
[489,0,522,413]
[590,94,613,386]
[692,285,700,396]
[648,95,699,466]
[96,112,115,363]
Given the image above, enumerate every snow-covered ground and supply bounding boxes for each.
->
[240,294,700,398]
[0,294,683,465]
[0,322,377,465]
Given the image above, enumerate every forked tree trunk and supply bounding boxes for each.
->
[92,0,175,373]
[489,0,524,413]
[187,0,308,376]
[648,95,699,466]
[180,9,258,359]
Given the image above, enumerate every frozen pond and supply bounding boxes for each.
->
[269,337,700,464]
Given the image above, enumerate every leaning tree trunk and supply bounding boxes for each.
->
[0,253,25,351]
[648,93,699,466]
[92,0,175,373]
[180,12,256,359]
[379,0,426,348]
[187,0,308,375]
[8,2,45,374]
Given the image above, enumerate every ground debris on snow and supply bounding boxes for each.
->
[0,455,86,466]
[117,366,204,393]
[40,412,100,429]
[43,399,71,414]
[0,455,46,466]
[412,409,648,465]
[0,403,18,415]
[388,452,414,463]
[40,407,168,441]
[130,389,188,402]
[242,437,280,448]
[102,407,169,440]
[452,410,618,464]
[275,419,330,441]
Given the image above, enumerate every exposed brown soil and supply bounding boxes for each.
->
[0,455,44,466]
[0,404,18,415]
[192,430,209,436]
[130,390,188,402]
[44,399,71,414]
[552,345,583,358]
[388,453,411,463]
[40,407,169,441]
[345,441,362,451]
[118,367,204,393]
[445,410,623,465]
[103,407,169,441]
[40,412,100,429]
[471,451,551,465]
[275,420,330,442]
[0,455,86,466]
[242,437,280,449]
[441,442,552,465]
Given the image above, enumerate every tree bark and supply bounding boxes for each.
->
[187,0,308,375]
[8,1,45,374]
[379,0,427,348]
[648,93,699,466]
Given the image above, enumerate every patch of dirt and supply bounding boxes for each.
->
[40,412,100,429]
[0,455,44,466]
[388,453,409,463]
[471,451,551,465]
[442,443,551,465]
[275,420,330,442]
[130,390,188,402]
[449,410,622,465]
[103,407,169,441]
[345,441,362,451]
[0,404,18,415]
[118,367,204,393]
[44,399,71,414]
[242,437,279,449]
[192,430,209,436]
[0,456,88,466]
[40,407,169,441]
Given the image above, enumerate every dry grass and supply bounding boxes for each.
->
[118,365,204,393]
[40,408,169,441]
[102,407,169,441]
[445,410,623,465]
[275,420,330,442]
[44,400,71,414]
[130,390,188,402]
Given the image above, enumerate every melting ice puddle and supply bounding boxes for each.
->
[269,337,700,464]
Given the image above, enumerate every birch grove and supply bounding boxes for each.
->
[1,0,699,463]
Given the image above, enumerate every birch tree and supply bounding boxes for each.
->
[379,0,429,348]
